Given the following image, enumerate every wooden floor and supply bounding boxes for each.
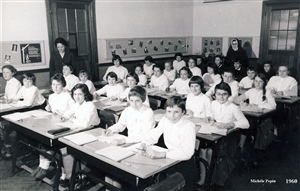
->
[1,124,299,191]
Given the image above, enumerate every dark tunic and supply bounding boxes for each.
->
[49,51,75,77]
[225,43,249,68]
[233,66,247,82]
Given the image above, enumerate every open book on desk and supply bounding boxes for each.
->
[2,112,31,121]
[97,134,127,144]
[95,146,135,162]
[197,121,228,136]
[23,110,52,118]
[64,132,98,145]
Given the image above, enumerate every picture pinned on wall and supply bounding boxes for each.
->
[144,47,149,54]
[111,50,116,56]
[4,55,11,64]
[174,45,178,51]
[209,48,214,53]
[139,41,144,47]
[216,48,221,53]
[178,39,182,44]
[20,43,41,64]
[128,40,134,46]
[108,42,113,49]
[210,39,214,45]
[12,44,18,53]
[204,40,208,46]
[168,41,173,45]
[148,40,152,45]
[116,44,122,49]
[202,37,223,55]
[123,48,127,56]
[160,40,164,46]
[154,46,158,51]
[203,47,207,53]
[216,40,220,46]
[131,48,137,53]
[182,44,186,49]
[165,47,169,52]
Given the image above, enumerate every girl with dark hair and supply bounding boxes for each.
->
[103,55,128,82]
[1,65,21,100]
[173,52,186,73]
[202,62,222,86]
[260,60,276,81]
[168,66,192,95]
[134,64,147,86]
[143,56,155,78]
[188,56,202,77]
[50,37,75,77]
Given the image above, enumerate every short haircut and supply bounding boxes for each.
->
[232,58,241,63]
[78,70,90,78]
[196,55,203,61]
[2,65,17,76]
[247,66,256,72]
[51,73,66,87]
[63,64,74,72]
[215,55,223,60]
[54,37,68,47]
[263,60,273,68]
[144,56,154,63]
[71,83,93,102]
[126,72,139,83]
[179,66,193,78]
[174,52,183,58]
[223,68,234,75]
[189,76,205,92]
[128,86,146,102]
[22,73,36,85]
[207,62,218,74]
[188,56,197,64]
[164,61,174,70]
[112,55,122,65]
[278,64,289,71]
[215,82,232,96]
[106,71,118,80]
[165,96,186,114]
[152,64,163,72]
[134,64,144,72]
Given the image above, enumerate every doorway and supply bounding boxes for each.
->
[46,0,99,80]
[259,1,300,81]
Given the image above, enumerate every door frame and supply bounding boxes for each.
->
[259,0,300,81]
[45,0,99,80]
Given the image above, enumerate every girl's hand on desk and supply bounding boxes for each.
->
[104,129,113,136]
[185,110,194,118]
[203,117,212,123]
[214,122,234,129]
[145,146,166,159]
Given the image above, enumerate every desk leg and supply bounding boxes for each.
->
[69,157,78,191]
[205,140,219,187]
[12,133,19,174]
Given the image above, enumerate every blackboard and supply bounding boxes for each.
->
[106,37,189,59]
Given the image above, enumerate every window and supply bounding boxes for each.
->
[269,9,298,51]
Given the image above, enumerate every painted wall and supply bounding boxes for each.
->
[95,1,195,63]
[0,0,50,91]
[192,0,263,58]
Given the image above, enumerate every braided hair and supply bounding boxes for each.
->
[256,73,267,101]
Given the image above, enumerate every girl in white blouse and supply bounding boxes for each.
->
[103,55,128,82]
[163,61,176,84]
[13,73,45,107]
[134,64,147,86]
[143,56,155,78]
[202,62,221,87]
[60,84,100,181]
[62,64,79,92]
[168,66,192,95]
[173,52,186,73]
[1,65,21,101]
[94,72,124,99]
[78,70,96,94]
[188,56,202,77]
[149,64,169,91]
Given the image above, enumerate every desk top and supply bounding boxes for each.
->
[242,108,275,118]
[145,88,186,100]
[0,102,28,114]
[59,128,179,179]
[275,96,300,104]
[2,109,83,140]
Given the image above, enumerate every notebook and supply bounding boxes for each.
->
[97,134,127,144]
[198,123,228,136]
[64,132,97,145]
[95,146,135,162]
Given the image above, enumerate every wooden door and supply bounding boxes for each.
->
[46,0,98,80]
[260,1,300,81]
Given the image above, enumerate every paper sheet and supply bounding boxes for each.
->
[198,124,227,136]
[0,103,12,110]
[95,146,135,162]
[97,134,127,144]
[23,110,52,118]
[54,121,80,129]
[64,132,98,145]
[2,112,31,121]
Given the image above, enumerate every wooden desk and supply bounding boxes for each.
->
[2,110,84,191]
[145,88,186,103]
[59,128,179,191]
[0,102,28,114]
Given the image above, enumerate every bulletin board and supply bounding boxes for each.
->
[228,37,254,58]
[106,37,189,58]
[0,41,46,68]
[202,37,223,54]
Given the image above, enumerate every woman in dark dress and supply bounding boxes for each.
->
[49,37,75,77]
[225,38,249,69]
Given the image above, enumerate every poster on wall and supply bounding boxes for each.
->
[202,37,223,55]
[20,43,42,64]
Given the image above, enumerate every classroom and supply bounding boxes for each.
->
[0,0,300,191]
